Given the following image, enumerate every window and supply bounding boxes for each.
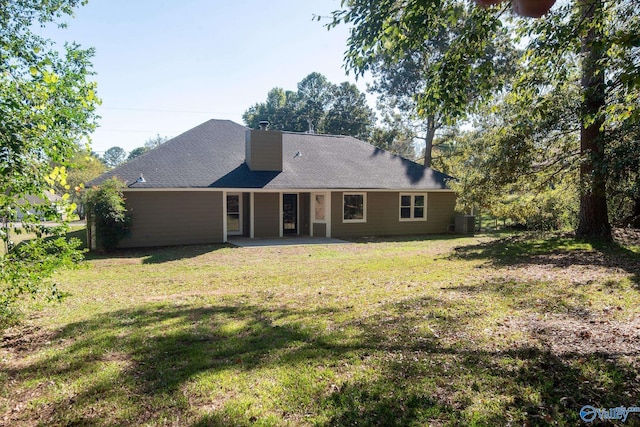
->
[314,194,326,222]
[343,193,366,222]
[227,193,241,234]
[399,194,426,221]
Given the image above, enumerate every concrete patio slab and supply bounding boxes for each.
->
[227,236,350,248]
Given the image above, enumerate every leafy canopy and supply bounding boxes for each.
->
[243,72,375,139]
[331,0,640,236]
[0,0,98,322]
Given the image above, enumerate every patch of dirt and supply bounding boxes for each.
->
[614,227,640,247]
[499,255,630,285]
[501,313,640,357]
[1,324,56,355]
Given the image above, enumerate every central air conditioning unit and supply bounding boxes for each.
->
[455,215,476,234]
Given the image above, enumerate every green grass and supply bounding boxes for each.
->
[2,231,639,426]
[0,224,88,256]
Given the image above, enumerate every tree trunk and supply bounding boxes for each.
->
[423,115,437,168]
[576,0,611,238]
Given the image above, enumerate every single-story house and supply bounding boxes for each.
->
[15,190,64,221]
[89,119,456,248]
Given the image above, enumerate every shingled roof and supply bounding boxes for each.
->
[90,119,452,190]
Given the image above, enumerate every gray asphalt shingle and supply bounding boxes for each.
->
[90,119,452,190]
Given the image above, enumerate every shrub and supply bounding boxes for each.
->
[84,178,131,251]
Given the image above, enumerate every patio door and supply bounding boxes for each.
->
[226,193,242,235]
[282,193,297,235]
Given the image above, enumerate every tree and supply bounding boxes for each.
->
[84,178,131,252]
[126,134,169,162]
[369,113,417,160]
[438,84,581,230]
[127,146,148,161]
[296,72,334,133]
[331,0,640,238]
[324,82,376,139]
[144,134,169,150]
[1,0,98,321]
[55,149,106,219]
[102,146,126,168]
[243,72,375,137]
[363,1,515,168]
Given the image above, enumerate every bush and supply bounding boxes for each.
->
[0,235,82,326]
[491,187,578,232]
[84,178,131,251]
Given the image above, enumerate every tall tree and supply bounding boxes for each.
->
[576,0,608,235]
[55,149,106,219]
[324,82,375,139]
[144,133,169,149]
[102,146,126,169]
[369,113,418,160]
[331,0,640,238]
[1,0,98,320]
[364,2,516,167]
[127,146,148,161]
[296,72,334,133]
[127,134,170,161]
[243,72,375,137]
[243,87,302,132]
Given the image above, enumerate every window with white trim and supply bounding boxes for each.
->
[399,194,426,221]
[343,193,366,223]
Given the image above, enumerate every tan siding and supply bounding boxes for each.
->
[299,192,310,236]
[331,191,456,238]
[254,192,280,237]
[245,130,283,171]
[426,192,457,233]
[313,222,327,237]
[120,191,223,248]
[242,192,250,237]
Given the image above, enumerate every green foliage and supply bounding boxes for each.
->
[492,186,579,231]
[127,146,148,161]
[84,178,131,251]
[607,122,640,226]
[369,113,418,160]
[243,72,375,138]
[0,233,83,325]
[102,146,126,169]
[330,0,510,123]
[144,133,169,150]
[331,0,640,237]
[0,0,97,323]
[54,149,107,219]
[437,82,581,230]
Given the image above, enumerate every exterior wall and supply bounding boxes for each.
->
[254,192,280,237]
[313,222,327,237]
[242,192,251,237]
[299,192,310,236]
[245,130,283,171]
[331,191,456,238]
[120,191,224,248]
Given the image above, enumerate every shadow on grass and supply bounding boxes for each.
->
[344,232,488,244]
[87,233,477,265]
[83,243,232,264]
[452,232,640,287]
[4,296,640,426]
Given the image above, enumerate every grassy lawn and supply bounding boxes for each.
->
[1,231,639,426]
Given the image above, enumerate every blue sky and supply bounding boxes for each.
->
[43,0,370,154]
